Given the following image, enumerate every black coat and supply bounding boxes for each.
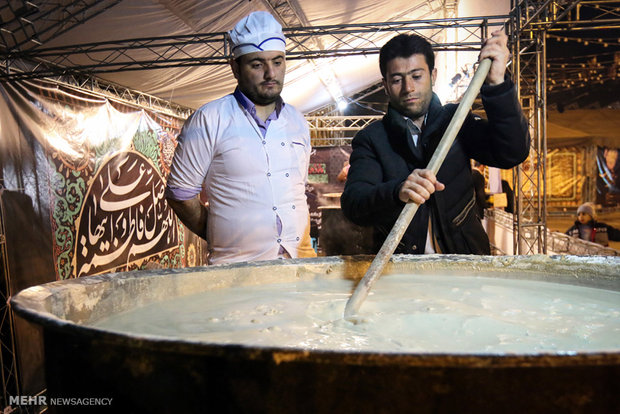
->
[341,79,530,255]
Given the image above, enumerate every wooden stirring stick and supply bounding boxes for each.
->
[344,58,492,319]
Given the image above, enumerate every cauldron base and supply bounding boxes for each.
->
[45,329,619,414]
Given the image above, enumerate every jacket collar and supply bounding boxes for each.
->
[421,93,445,140]
[382,93,444,163]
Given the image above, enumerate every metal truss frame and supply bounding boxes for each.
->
[307,115,381,146]
[4,58,194,119]
[510,0,582,255]
[52,72,194,120]
[306,115,382,133]
[1,15,508,81]
[0,0,123,52]
[531,0,620,31]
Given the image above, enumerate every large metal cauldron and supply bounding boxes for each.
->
[10,255,620,413]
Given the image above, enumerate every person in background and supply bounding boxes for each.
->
[165,11,316,264]
[565,202,620,247]
[501,178,515,214]
[471,161,489,219]
[340,31,530,255]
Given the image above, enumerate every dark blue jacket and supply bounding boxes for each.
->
[341,79,530,254]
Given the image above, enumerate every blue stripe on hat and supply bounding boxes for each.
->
[231,37,286,53]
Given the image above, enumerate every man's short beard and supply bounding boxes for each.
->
[243,85,281,106]
[398,94,431,121]
[250,93,279,106]
[402,108,426,120]
[399,104,429,122]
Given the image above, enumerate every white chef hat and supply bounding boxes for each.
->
[228,11,286,59]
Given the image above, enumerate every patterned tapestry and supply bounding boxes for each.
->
[0,79,208,280]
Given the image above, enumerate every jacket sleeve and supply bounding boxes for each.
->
[461,78,531,169]
[340,128,405,226]
[605,223,620,241]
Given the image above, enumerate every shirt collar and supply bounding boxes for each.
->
[403,113,428,134]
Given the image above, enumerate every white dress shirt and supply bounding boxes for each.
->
[166,93,314,264]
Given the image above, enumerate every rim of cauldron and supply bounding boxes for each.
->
[9,254,620,369]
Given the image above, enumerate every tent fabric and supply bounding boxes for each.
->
[547,109,620,148]
[37,0,511,113]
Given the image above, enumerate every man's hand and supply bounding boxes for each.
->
[479,30,510,86]
[398,169,445,204]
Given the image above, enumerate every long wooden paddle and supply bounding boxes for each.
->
[344,58,492,319]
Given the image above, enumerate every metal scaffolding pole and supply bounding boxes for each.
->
[510,0,584,255]
[512,0,544,255]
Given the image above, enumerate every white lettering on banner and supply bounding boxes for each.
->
[73,150,179,276]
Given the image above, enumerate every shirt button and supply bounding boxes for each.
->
[262,140,266,145]
[411,245,417,251]
[277,238,282,243]
[292,205,296,209]
[296,237,300,241]
[285,173,289,177]
[281,142,285,146]
[273,206,277,211]
[267,172,271,177]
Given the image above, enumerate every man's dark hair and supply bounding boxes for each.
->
[379,34,435,78]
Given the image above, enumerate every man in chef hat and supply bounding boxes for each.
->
[166,11,316,265]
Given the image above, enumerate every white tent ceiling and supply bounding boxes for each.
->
[5,0,512,114]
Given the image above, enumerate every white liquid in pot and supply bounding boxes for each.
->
[92,273,620,354]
